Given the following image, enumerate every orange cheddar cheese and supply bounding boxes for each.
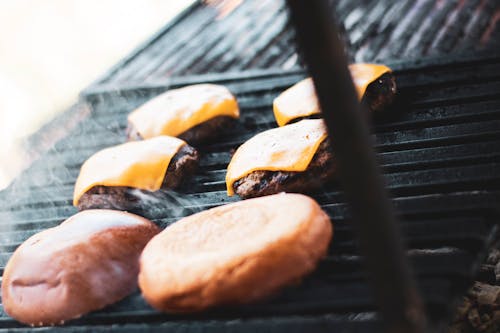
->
[128,84,239,139]
[273,78,318,129]
[73,136,186,205]
[226,119,328,196]
[273,63,392,126]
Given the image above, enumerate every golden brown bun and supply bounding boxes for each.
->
[139,193,333,313]
[2,210,160,326]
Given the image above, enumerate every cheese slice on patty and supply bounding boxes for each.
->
[226,119,328,196]
[273,63,391,126]
[73,136,186,205]
[128,84,239,139]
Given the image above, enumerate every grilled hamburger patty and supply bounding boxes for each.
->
[77,145,198,212]
[232,140,335,198]
[283,72,396,126]
[362,72,397,112]
[127,116,236,144]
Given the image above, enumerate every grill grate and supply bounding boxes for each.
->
[88,0,500,88]
[0,53,499,331]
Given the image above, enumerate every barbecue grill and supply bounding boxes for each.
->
[1,0,499,331]
[91,0,500,87]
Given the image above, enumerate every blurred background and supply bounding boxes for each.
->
[0,0,194,190]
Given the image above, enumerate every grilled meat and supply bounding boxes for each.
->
[77,145,198,212]
[362,72,397,113]
[126,84,239,144]
[232,140,335,198]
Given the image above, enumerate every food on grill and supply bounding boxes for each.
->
[1,210,160,326]
[226,119,333,198]
[138,193,333,313]
[127,84,240,144]
[74,136,198,212]
[273,63,396,126]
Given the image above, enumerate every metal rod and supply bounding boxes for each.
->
[285,1,426,332]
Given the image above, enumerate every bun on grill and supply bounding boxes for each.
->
[138,193,333,313]
[1,210,160,326]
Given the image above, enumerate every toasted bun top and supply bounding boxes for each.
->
[16,210,155,250]
[139,193,332,310]
[144,193,323,255]
[273,63,392,126]
[73,136,186,205]
[2,210,160,326]
[128,84,240,139]
[225,119,327,195]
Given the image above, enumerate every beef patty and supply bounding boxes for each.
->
[77,144,198,213]
[127,116,236,145]
[232,140,335,199]
[362,72,397,112]
[284,72,396,126]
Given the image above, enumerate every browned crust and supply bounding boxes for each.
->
[76,144,199,212]
[138,193,333,313]
[232,139,335,199]
[127,116,236,145]
[1,210,160,326]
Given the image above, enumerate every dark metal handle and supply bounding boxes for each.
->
[285,1,426,332]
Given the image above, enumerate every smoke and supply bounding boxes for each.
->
[0,89,205,257]
[0,74,35,191]
[127,189,198,226]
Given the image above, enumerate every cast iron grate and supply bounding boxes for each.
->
[89,0,500,88]
[0,53,499,331]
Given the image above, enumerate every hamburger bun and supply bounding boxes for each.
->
[139,193,333,312]
[2,210,160,326]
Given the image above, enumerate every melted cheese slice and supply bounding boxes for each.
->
[226,119,328,196]
[73,136,186,205]
[128,84,239,139]
[273,63,391,126]
[273,78,318,128]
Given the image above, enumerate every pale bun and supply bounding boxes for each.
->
[139,193,333,312]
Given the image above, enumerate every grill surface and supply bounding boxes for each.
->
[89,0,500,88]
[0,53,499,331]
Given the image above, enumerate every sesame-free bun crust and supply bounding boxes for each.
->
[2,210,160,326]
[139,193,333,312]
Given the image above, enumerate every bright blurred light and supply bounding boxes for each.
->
[0,0,194,190]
